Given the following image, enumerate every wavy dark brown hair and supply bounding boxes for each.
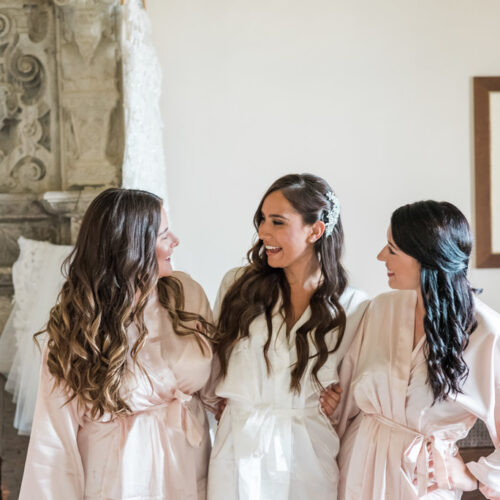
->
[215,173,348,393]
[391,200,477,403]
[38,188,213,419]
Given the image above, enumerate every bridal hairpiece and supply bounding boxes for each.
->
[324,191,340,237]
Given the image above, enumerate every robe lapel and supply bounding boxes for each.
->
[390,290,417,425]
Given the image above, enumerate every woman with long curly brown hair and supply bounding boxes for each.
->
[19,188,216,500]
[207,173,368,500]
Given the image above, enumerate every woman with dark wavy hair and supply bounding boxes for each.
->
[207,174,368,500]
[20,188,216,500]
[329,201,500,499]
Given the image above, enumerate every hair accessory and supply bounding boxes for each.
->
[324,191,340,237]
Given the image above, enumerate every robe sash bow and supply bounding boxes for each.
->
[366,413,469,497]
[118,387,204,448]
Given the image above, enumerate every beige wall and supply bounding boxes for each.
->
[149,0,500,310]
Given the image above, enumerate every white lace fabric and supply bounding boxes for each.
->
[121,0,168,205]
[0,237,72,435]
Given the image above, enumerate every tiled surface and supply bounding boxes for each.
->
[459,420,493,447]
[0,375,29,500]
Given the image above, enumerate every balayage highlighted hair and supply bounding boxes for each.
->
[39,188,213,419]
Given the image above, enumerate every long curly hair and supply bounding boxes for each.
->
[216,173,348,393]
[39,188,213,419]
[391,200,477,403]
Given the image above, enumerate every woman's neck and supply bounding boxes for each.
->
[282,255,321,331]
[284,254,321,294]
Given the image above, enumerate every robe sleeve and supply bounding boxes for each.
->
[187,274,220,413]
[465,305,500,500]
[330,305,369,437]
[198,267,243,414]
[19,348,84,500]
[213,267,244,321]
[182,274,221,415]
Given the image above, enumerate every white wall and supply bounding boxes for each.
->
[149,0,500,310]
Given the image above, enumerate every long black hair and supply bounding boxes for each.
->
[216,173,348,393]
[391,200,477,403]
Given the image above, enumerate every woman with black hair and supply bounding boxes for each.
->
[329,201,500,499]
[207,174,368,500]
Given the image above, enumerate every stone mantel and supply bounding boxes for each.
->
[0,189,101,297]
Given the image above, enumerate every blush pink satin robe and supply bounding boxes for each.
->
[336,290,500,500]
[19,271,216,500]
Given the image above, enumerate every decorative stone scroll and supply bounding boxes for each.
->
[0,0,58,194]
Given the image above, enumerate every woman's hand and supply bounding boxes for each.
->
[445,453,478,492]
[215,398,227,422]
[320,384,342,417]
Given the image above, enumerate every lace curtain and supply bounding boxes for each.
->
[120,0,168,204]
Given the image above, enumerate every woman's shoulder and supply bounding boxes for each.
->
[369,289,415,309]
[358,290,416,326]
[339,287,370,322]
[217,266,248,296]
[220,266,247,286]
[170,270,209,307]
[339,286,369,309]
[171,269,201,289]
[473,297,500,341]
[213,266,248,319]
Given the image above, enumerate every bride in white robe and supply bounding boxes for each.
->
[330,200,500,500]
[207,174,368,500]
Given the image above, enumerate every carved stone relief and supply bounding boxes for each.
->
[0,0,123,195]
[0,0,59,194]
[56,0,123,188]
[0,0,123,327]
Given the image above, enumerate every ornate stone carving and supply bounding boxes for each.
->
[0,0,122,306]
[0,0,123,194]
[56,0,123,189]
[0,1,57,194]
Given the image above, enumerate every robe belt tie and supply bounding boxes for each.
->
[229,401,319,416]
[127,388,204,448]
[228,401,320,459]
[164,388,204,447]
[365,413,467,497]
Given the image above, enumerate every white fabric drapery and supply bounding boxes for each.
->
[120,0,168,204]
[0,237,72,434]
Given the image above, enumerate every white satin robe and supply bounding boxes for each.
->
[19,271,216,500]
[207,268,369,500]
[336,290,500,500]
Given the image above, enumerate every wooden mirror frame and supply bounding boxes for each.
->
[474,77,500,268]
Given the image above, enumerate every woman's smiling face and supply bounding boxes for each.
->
[257,190,316,272]
[155,208,179,278]
[377,225,421,291]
